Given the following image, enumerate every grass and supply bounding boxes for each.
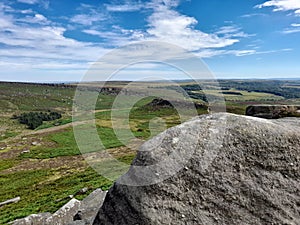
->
[198,89,284,102]
[0,167,113,224]
[0,131,19,141]
[19,125,130,159]
[0,159,18,171]
[35,117,73,130]
[0,83,75,112]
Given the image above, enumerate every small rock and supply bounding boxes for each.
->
[21,150,30,154]
[31,141,38,146]
[78,187,89,194]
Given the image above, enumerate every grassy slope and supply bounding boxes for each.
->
[0,81,299,224]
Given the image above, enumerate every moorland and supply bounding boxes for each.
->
[0,79,299,224]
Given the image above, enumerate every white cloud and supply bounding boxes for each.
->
[70,14,105,26]
[0,5,108,72]
[17,13,50,24]
[144,5,240,51]
[76,0,255,58]
[281,23,300,34]
[240,13,268,18]
[105,3,143,12]
[17,0,49,9]
[17,0,39,4]
[256,0,300,16]
[215,26,254,38]
[70,4,108,26]
[195,48,292,58]
[83,26,145,46]
[282,27,300,34]
[291,23,300,27]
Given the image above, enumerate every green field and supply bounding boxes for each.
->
[198,89,284,101]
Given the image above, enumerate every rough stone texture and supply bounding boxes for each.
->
[246,105,300,119]
[10,213,52,225]
[93,113,300,225]
[71,189,107,225]
[46,198,81,225]
[10,189,107,225]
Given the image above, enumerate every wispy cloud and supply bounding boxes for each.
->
[281,23,300,34]
[291,23,300,27]
[70,14,106,26]
[215,26,254,38]
[196,48,292,58]
[105,2,144,12]
[256,0,300,16]
[17,0,49,9]
[83,26,145,46]
[17,13,50,25]
[240,13,268,18]
[70,4,108,26]
[17,0,39,4]
[0,4,107,71]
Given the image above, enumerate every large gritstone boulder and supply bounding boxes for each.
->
[93,113,300,225]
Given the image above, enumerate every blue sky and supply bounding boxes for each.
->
[0,0,300,82]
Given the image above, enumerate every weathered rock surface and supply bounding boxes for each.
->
[11,189,107,225]
[93,113,300,225]
[71,188,107,225]
[246,105,300,119]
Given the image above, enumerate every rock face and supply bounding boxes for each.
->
[93,113,300,225]
[11,189,107,225]
[246,105,300,119]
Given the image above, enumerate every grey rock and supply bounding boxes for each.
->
[0,196,21,207]
[21,149,30,154]
[10,213,51,225]
[72,189,107,225]
[9,189,107,225]
[246,105,300,119]
[93,113,300,225]
[46,198,81,225]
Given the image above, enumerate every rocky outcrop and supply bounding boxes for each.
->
[146,98,208,110]
[246,105,300,119]
[11,189,107,225]
[93,113,300,225]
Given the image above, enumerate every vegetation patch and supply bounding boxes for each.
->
[0,167,113,224]
[0,131,19,141]
[0,159,18,171]
[13,111,62,130]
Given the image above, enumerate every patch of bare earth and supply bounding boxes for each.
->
[0,155,87,174]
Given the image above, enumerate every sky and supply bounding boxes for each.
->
[0,0,300,82]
